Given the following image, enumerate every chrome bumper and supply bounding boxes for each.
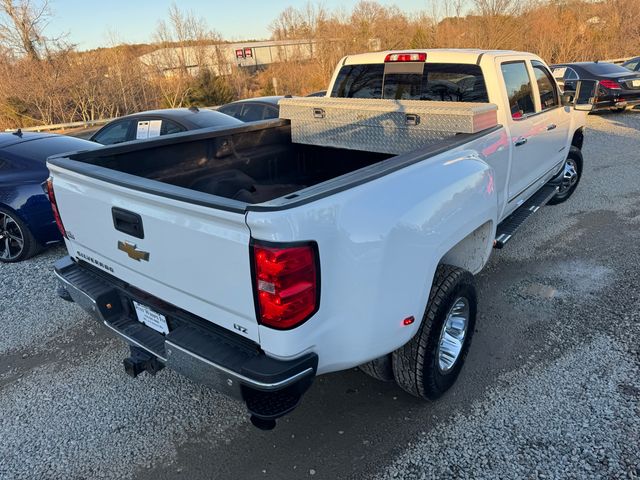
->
[54,256,317,422]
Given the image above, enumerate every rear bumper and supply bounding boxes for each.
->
[54,256,317,424]
[594,92,640,111]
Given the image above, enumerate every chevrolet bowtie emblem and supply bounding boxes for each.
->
[117,241,150,262]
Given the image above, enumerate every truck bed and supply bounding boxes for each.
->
[50,118,501,212]
[58,120,391,205]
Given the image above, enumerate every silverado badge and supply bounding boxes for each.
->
[117,241,150,262]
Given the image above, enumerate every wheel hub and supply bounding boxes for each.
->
[436,297,469,373]
[0,213,24,260]
[559,159,578,194]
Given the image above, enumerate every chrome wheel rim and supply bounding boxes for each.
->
[437,297,469,373]
[558,158,578,195]
[0,212,24,260]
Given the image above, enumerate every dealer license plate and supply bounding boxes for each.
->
[133,301,169,334]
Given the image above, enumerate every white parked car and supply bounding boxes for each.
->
[48,49,594,429]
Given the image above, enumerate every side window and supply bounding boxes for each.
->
[93,120,132,145]
[551,67,566,80]
[501,62,536,119]
[622,59,639,71]
[239,103,266,122]
[564,68,578,80]
[263,105,279,119]
[532,61,559,110]
[160,120,185,135]
[217,104,241,119]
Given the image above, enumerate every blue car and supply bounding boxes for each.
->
[0,131,99,262]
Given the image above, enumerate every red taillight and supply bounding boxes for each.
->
[46,177,66,238]
[384,52,426,63]
[599,79,621,90]
[252,242,319,330]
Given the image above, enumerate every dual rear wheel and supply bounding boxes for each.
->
[360,264,477,400]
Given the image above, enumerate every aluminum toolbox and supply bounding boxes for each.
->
[279,97,498,155]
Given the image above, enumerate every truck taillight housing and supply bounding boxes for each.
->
[46,177,66,238]
[251,241,319,330]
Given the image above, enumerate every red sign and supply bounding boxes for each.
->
[244,47,253,58]
[235,49,244,59]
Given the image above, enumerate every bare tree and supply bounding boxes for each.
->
[152,2,220,107]
[0,0,55,60]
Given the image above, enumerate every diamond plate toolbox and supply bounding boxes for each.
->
[279,97,498,155]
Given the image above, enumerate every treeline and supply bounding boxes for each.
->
[265,0,640,97]
[0,3,241,129]
[0,0,639,130]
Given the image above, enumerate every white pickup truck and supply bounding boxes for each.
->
[49,49,595,429]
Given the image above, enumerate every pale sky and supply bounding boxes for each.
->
[46,0,434,50]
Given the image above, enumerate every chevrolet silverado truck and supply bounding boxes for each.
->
[49,50,595,429]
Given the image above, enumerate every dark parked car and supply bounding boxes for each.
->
[0,132,99,262]
[551,62,640,112]
[89,107,242,145]
[622,56,640,72]
[216,96,282,122]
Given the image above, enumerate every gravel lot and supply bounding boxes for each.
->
[1,111,639,480]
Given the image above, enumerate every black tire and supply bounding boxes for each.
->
[392,265,477,400]
[611,106,626,113]
[548,146,583,205]
[359,355,394,382]
[0,206,41,263]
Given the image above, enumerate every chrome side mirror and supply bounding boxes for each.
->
[573,80,597,112]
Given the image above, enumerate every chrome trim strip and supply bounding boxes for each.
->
[103,321,168,362]
[496,233,511,244]
[165,341,314,391]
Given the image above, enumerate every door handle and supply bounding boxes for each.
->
[514,137,528,147]
[546,124,557,131]
[112,207,145,239]
[405,113,421,126]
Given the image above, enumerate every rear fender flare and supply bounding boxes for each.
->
[439,220,495,275]
[399,153,497,346]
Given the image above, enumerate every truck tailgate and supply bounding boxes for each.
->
[50,165,259,342]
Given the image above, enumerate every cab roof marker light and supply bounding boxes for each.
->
[384,53,427,63]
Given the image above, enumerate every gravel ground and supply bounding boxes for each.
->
[379,333,640,480]
[0,247,83,354]
[0,345,245,480]
[0,111,639,480]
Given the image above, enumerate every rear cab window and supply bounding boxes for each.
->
[330,63,489,103]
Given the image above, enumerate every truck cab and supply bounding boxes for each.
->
[325,49,585,219]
